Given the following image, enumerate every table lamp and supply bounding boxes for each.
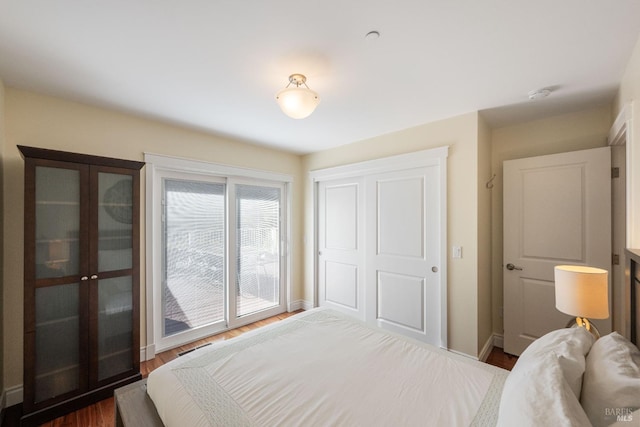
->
[554,265,609,338]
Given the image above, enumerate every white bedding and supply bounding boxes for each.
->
[147,308,508,427]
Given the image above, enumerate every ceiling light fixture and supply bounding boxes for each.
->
[275,74,320,119]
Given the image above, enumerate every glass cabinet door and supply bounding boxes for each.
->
[35,166,82,279]
[32,164,86,403]
[95,171,135,382]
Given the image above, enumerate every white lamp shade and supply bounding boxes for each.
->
[275,87,319,119]
[554,265,609,319]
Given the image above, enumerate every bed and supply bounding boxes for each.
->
[115,255,640,427]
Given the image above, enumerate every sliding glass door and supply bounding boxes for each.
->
[162,179,226,338]
[153,170,287,351]
[233,184,282,319]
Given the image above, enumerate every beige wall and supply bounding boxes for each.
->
[615,34,640,247]
[489,106,612,336]
[302,112,483,357]
[2,88,305,392]
[477,114,492,354]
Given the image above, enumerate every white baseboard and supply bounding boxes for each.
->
[5,384,23,407]
[447,348,478,361]
[448,332,506,362]
[142,343,156,361]
[288,299,313,311]
[478,334,495,362]
[493,333,504,349]
[478,333,505,362]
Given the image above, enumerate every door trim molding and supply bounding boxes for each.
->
[309,146,449,181]
[310,146,449,348]
[608,102,635,247]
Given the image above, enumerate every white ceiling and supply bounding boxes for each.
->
[1,1,639,154]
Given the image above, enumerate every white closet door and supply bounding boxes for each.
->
[313,146,447,347]
[366,166,442,344]
[318,178,366,320]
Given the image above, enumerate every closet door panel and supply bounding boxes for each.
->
[317,178,365,320]
[314,148,446,347]
[377,272,425,331]
[376,176,424,259]
[366,166,442,345]
[324,261,358,309]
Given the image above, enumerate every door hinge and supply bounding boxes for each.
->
[612,167,620,178]
[612,253,620,265]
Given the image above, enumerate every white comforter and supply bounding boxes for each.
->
[147,308,507,426]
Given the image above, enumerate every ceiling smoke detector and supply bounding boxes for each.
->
[365,30,380,40]
[528,88,551,100]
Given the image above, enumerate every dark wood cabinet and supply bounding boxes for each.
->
[19,146,144,425]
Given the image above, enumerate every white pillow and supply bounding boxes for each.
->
[516,327,595,397]
[581,332,640,427]
[497,328,595,427]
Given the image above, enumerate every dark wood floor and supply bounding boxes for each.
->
[4,314,518,427]
[485,346,519,371]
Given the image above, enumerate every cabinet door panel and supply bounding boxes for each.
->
[35,283,81,403]
[97,276,133,381]
[97,172,133,272]
[35,166,82,279]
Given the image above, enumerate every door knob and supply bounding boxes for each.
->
[506,263,523,271]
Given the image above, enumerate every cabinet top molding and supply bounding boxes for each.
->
[18,145,145,170]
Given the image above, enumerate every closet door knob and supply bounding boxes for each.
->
[90,274,98,280]
[81,276,89,281]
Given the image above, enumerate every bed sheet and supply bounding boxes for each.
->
[147,308,507,427]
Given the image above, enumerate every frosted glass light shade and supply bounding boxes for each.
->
[275,86,319,119]
[554,265,609,319]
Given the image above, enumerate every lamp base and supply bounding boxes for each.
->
[565,317,601,339]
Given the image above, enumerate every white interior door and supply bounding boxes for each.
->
[366,167,442,344]
[503,146,611,355]
[318,178,365,320]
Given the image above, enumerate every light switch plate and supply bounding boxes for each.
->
[452,246,462,259]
